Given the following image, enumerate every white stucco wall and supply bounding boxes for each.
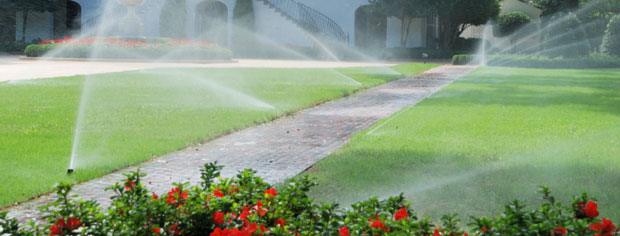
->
[253,0,312,47]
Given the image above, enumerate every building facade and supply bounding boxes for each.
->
[13,0,433,49]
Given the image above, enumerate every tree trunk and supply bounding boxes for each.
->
[21,10,28,42]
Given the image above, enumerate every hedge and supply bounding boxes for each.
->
[24,38,233,60]
[452,53,620,68]
[1,162,618,235]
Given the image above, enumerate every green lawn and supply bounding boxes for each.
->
[0,63,438,207]
[304,66,620,221]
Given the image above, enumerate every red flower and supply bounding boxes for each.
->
[432,227,443,236]
[254,201,266,216]
[57,218,67,229]
[481,227,487,232]
[370,218,384,229]
[551,226,567,236]
[275,218,286,227]
[260,224,268,233]
[394,207,409,221]
[264,188,277,198]
[586,201,600,219]
[151,227,161,234]
[152,192,159,200]
[243,220,257,233]
[50,223,62,235]
[214,211,226,225]
[214,188,225,198]
[166,187,188,204]
[339,226,350,236]
[169,223,182,235]
[67,217,81,230]
[590,218,618,236]
[125,180,135,190]
[239,206,251,220]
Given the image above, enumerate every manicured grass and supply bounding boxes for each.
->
[305,67,620,221]
[0,63,437,207]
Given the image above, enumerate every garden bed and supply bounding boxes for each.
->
[24,38,233,61]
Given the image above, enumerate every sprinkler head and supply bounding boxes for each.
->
[67,168,74,174]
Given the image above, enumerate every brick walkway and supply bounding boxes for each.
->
[5,65,477,223]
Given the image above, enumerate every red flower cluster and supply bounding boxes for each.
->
[210,227,252,236]
[49,217,81,235]
[394,207,409,221]
[590,218,619,236]
[339,226,350,236]
[264,188,277,198]
[576,200,600,219]
[166,187,188,204]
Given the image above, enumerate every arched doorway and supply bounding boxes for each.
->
[195,1,228,46]
[354,5,386,49]
[66,1,81,35]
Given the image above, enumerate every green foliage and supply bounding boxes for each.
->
[383,47,470,60]
[601,14,620,57]
[1,164,618,235]
[544,12,591,58]
[530,0,579,18]
[452,54,475,65]
[0,41,30,53]
[159,0,187,38]
[452,53,620,68]
[494,11,533,37]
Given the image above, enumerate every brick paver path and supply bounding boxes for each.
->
[5,65,477,223]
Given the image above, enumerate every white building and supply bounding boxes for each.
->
[14,0,436,50]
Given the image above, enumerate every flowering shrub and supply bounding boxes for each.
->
[1,162,618,235]
[24,37,232,60]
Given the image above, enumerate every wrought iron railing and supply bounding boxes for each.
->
[257,0,347,43]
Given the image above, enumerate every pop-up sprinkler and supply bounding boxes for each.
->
[67,168,74,174]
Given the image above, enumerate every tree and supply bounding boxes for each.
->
[494,11,533,53]
[530,0,580,18]
[437,0,501,49]
[576,0,620,50]
[369,0,436,48]
[543,12,591,58]
[0,0,58,42]
[232,0,254,47]
[601,14,620,57]
[160,0,187,38]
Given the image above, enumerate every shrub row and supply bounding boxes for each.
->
[24,44,233,60]
[1,162,618,235]
[24,38,233,60]
[452,53,620,68]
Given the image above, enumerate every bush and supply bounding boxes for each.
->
[452,54,476,65]
[453,53,620,68]
[494,11,533,37]
[601,14,620,57]
[0,41,32,54]
[1,162,618,235]
[24,38,233,60]
[544,12,591,58]
[383,48,472,60]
